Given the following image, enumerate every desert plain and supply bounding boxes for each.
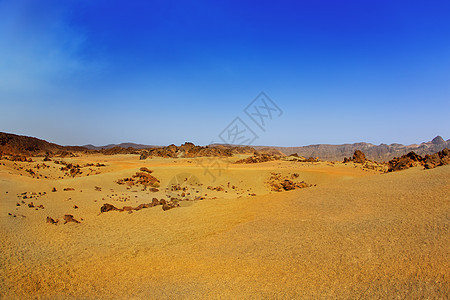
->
[0,151,449,299]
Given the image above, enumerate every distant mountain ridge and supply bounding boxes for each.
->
[83,143,160,150]
[1,132,448,161]
[252,136,450,161]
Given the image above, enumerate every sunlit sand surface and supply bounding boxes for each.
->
[1,155,448,298]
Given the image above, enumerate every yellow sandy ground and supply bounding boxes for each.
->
[0,154,448,299]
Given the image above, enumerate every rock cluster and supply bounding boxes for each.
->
[235,154,280,164]
[100,198,179,213]
[60,163,82,177]
[388,148,450,172]
[116,170,160,190]
[266,173,311,192]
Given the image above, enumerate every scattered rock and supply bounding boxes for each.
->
[207,186,225,191]
[64,188,75,191]
[47,216,58,224]
[63,214,80,224]
[52,187,57,192]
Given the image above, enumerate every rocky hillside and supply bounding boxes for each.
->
[255,136,449,162]
[139,142,255,159]
[0,132,257,158]
[0,132,86,156]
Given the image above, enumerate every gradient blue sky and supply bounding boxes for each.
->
[1,0,449,146]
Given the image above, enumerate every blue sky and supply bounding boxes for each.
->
[0,0,449,146]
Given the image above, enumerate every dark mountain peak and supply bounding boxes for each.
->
[431,136,445,144]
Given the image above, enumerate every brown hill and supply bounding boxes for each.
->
[0,132,86,157]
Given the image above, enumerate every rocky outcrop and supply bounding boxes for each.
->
[343,150,367,163]
[235,154,280,164]
[116,171,160,189]
[266,173,311,192]
[100,203,120,213]
[387,148,449,172]
[100,198,178,213]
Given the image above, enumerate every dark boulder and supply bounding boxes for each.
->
[100,203,119,213]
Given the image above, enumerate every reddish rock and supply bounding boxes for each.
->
[151,198,161,206]
[352,150,366,163]
[424,148,450,169]
[388,151,424,172]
